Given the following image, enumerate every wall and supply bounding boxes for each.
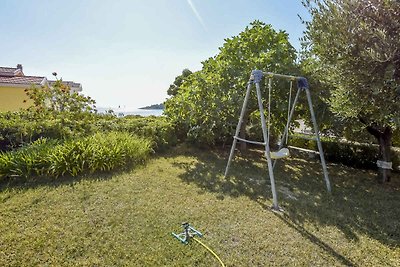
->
[0,86,32,112]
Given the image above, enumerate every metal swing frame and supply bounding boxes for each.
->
[224,70,331,211]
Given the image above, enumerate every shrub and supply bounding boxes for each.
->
[393,129,400,147]
[95,115,177,151]
[0,77,98,151]
[289,134,400,172]
[0,111,96,151]
[0,138,59,179]
[0,112,176,152]
[0,76,175,161]
[47,132,152,177]
[0,132,152,181]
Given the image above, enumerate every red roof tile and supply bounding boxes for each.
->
[0,67,17,73]
[0,76,46,85]
[0,67,19,77]
[48,80,81,88]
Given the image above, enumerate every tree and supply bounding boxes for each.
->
[25,73,96,115]
[167,69,193,96]
[164,20,298,147]
[23,73,97,139]
[301,0,400,182]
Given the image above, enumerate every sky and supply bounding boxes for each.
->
[1,0,310,110]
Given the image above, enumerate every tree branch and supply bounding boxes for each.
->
[358,116,382,138]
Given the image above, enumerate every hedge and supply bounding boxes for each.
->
[289,134,400,172]
[0,112,177,152]
[94,115,177,151]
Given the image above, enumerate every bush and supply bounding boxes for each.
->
[0,78,98,151]
[0,111,96,151]
[94,115,177,151]
[0,132,152,181]
[0,138,61,179]
[393,129,400,147]
[289,134,400,172]
[0,112,176,152]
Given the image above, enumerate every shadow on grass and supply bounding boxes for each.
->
[167,145,400,252]
[0,165,141,193]
[274,212,356,267]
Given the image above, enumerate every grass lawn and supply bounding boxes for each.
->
[1,144,399,266]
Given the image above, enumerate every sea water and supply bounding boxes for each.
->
[97,107,164,117]
[122,109,163,117]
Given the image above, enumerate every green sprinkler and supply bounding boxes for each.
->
[172,222,225,267]
[172,222,203,244]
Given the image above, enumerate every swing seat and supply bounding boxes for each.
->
[270,148,290,159]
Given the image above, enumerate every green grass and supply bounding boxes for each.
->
[0,144,399,266]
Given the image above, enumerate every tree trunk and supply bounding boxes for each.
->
[361,118,392,183]
[376,127,392,183]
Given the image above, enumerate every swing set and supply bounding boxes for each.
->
[225,70,332,211]
[171,70,331,265]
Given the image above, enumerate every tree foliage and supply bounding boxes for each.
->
[16,74,99,143]
[167,68,193,96]
[25,76,96,115]
[165,20,298,146]
[301,0,400,182]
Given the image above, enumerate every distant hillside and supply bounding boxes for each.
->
[139,103,164,110]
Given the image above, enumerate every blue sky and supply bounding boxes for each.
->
[1,0,310,110]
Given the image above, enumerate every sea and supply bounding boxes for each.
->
[97,107,163,117]
[121,109,164,117]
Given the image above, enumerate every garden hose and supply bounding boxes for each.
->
[192,236,225,267]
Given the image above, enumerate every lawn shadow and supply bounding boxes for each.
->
[273,212,357,267]
[169,146,273,201]
[0,166,139,193]
[167,145,400,251]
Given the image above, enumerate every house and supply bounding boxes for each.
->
[48,80,82,94]
[0,64,82,112]
[0,64,47,112]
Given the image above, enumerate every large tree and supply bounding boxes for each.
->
[164,20,298,147]
[167,68,193,96]
[302,0,400,182]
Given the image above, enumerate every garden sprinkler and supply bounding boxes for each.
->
[172,222,203,244]
[171,222,226,266]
